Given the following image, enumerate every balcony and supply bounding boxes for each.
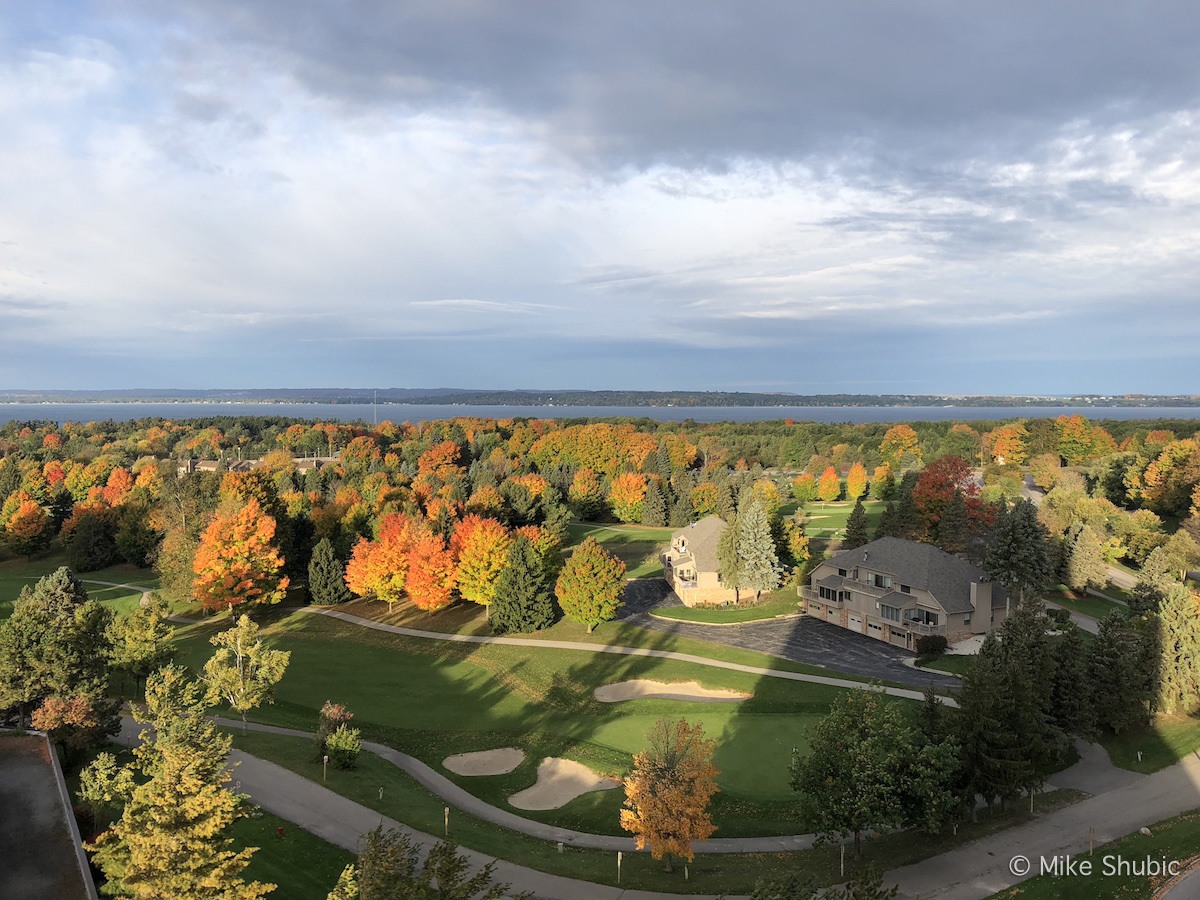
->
[799,586,842,607]
[902,618,946,635]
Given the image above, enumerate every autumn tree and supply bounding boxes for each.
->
[869,464,894,500]
[555,537,627,632]
[201,615,291,732]
[490,535,556,634]
[845,462,868,502]
[192,497,289,612]
[308,538,352,605]
[621,717,719,872]
[344,513,416,606]
[406,529,456,612]
[567,468,606,520]
[452,515,514,609]
[790,473,818,503]
[609,472,648,524]
[880,424,921,468]
[5,498,51,558]
[817,467,841,503]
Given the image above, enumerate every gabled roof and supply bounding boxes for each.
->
[670,515,728,574]
[824,536,1005,614]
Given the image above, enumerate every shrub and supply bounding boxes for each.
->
[316,700,354,760]
[913,634,948,656]
[1050,607,1072,627]
[325,724,362,770]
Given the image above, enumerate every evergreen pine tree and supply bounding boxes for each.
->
[984,500,1054,605]
[1065,524,1107,591]
[737,498,782,601]
[1152,583,1200,714]
[842,499,870,550]
[1049,625,1092,734]
[918,682,949,744]
[669,489,695,528]
[308,538,352,605]
[936,491,970,555]
[716,512,742,601]
[643,478,667,527]
[490,535,557,634]
[1090,613,1151,734]
[875,502,898,540]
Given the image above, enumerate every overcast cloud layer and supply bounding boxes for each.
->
[1,2,1198,393]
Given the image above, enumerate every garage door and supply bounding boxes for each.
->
[847,614,862,632]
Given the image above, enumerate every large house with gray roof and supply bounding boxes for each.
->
[662,515,740,607]
[801,536,1009,650]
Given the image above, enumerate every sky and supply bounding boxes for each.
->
[1,2,1199,395]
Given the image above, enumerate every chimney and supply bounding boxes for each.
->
[970,581,992,632]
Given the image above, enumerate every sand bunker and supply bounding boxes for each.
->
[593,679,751,703]
[508,758,620,810]
[443,748,525,776]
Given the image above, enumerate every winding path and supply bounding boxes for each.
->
[299,606,958,706]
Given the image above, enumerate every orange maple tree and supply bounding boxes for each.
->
[5,498,51,557]
[609,472,648,523]
[344,513,417,606]
[406,529,456,612]
[101,467,134,506]
[816,467,841,503]
[845,462,868,501]
[192,497,290,612]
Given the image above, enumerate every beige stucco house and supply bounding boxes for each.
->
[801,536,1009,650]
[662,515,740,607]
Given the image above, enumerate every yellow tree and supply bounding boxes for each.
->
[845,462,868,501]
[880,424,921,468]
[192,498,289,613]
[621,717,719,872]
[817,467,841,503]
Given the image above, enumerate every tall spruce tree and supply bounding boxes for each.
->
[308,538,352,605]
[643,478,667,527]
[842,499,870,550]
[490,535,557,634]
[736,498,781,601]
[936,491,971,555]
[1049,625,1093,734]
[717,512,743,601]
[1152,583,1200,715]
[875,501,898,540]
[669,489,695,528]
[1090,613,1151,734]
[985,500,1054,605]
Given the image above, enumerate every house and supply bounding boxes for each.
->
[662,515,740,607]
[800,536,1009,650]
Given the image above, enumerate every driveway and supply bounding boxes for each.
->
[620,581,960,690]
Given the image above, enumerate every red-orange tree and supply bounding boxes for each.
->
[816,467,841,503]
[5,498,51,558]
[406,529,456,612]
[192,498,289,612]
[609,472,648,524]
[344,513,417,606]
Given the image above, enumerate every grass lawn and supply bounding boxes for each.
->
[1045,586,1126,621]
[799,500,885,540]
[233,808,354,899]
[990,807,1200,899]
[0,552,158,620]
[651,586,801,625]
[173,610,917,840]
[1100,713,1200,774]
[562,522,674,578]
[918,653,975,677]
[230,728,1084,896]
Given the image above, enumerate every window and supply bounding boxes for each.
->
[819,586,838,601]
[964,616,972,626]
[868,573,893,589]
[837,568,847,577]
[900,584,911,594]
[881,605,900,622]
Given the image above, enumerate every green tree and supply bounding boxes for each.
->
[1090,613,1151,734]
[935,491,970,555]
[1151,583,1200,715]
[308,537,352,605]
[0,567,114,727]
[668,487,695,528]
[554,537,627,632]
[642,477,667,527]
[106,595,176,692]
[1049,625,1092,734]
[736,498,782,600]
[716,511,743,601]
[201,615,291,732]
[1065,524,1107,592]
[78,751,136,835]
[984,500,1053,605]
[88,666,274,900]
[66,510,119,572]
[490,535,557,634]
[842,499,870,550]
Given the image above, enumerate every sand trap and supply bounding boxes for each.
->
[594,679,751,703]
[508,758,620,810]
[443,748,525,776]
